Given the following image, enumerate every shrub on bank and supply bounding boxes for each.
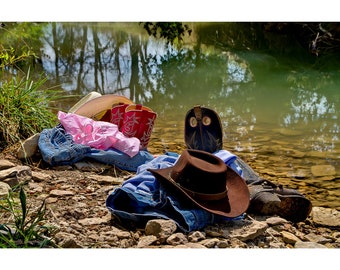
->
[0,23,60,151]
[0,70,59,150]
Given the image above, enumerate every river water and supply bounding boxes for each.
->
[38,22,339,210]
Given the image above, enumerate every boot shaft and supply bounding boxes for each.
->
[121,104,157,149]
[111,103,129,129]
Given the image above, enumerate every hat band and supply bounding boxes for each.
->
[169,176,228,201]
[180,185,228,201]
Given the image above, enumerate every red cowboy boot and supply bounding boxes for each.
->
[99,109,113,122]
[121,104,157,149]
[110,103,129,130]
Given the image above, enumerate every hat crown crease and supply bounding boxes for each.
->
[170,150,228,195]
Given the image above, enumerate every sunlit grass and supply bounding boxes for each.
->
[0,185,57,248]
[0,69,60,149]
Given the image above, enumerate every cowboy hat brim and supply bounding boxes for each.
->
[185,106,223,153]
[73,94,133,120]
[68,91,103,114]
[148,165,250,218]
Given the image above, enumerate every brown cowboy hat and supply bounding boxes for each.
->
[148,149,250,218]
[73,94,133,121]
[185,106,223,153]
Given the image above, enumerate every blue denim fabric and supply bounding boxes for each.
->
[86,148,154,172]
[38,126,154,171]
[106,152,244,232]
[214,149,244,177]
[38,127,92,166]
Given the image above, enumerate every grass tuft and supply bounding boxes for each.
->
[0,185,57,248]
[0,69,60,149]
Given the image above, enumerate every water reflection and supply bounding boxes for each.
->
[42,22,162,103]
[40,22,340,148]
[281,73,339,152]
[38,22,339,209]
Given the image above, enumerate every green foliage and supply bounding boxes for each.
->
[0,22,44,72]
[141,22,192,45]
[0,45,37,72]
[0,69,59,149]
[0,185,56,248]
[0,22,60,150]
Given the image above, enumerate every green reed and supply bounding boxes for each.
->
[0,185,57,248]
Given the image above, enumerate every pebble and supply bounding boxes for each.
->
[0,181,11,197]
[17,133,40,159]
[281,231,301,244]
[137,235,158,248]
[294,241,327,248]
[145,219,177,243]
[49,189,75,197]
[166,233,188,246]
[311,207,340,227]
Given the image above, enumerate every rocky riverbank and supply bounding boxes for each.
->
[1,144,339,250]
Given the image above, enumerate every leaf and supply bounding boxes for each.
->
[19,186,27,228]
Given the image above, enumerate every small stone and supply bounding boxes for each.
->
[116,231,132,239]
[294,241,327,248]
[45,197,58,204]
[188,231,206,242]
[54,232,82,248]
[200,238,220,248]
[266,227,281,237]
[78,217,108,226]
[204,226,224,237]
[0,181,11,197]
[0,160,15,169]
[90,175,124,185]
[0,165,32,182]
[183,242,206,248]
[74,161,110,172]
[166,233,188,246]
[331,232,340,239]
[32,171,52,182]
[1,177,19,187]
[224,219,268,241]
[119,238,135,248]
[137,235,158,248]
[269,242,286,248]
[305,232,332,244]
[311,207,340,228]
[266,216,289,226]
[215,240,230,248]
[17,133,40,159]
[229,238,248,248]
[145,219,177,243]
[281,231,301,245]
[28,182,43,193]
[49,189,75,197]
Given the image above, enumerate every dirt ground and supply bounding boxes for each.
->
[1,144,339,249]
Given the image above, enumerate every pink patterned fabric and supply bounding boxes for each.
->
[57,111,140,157]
